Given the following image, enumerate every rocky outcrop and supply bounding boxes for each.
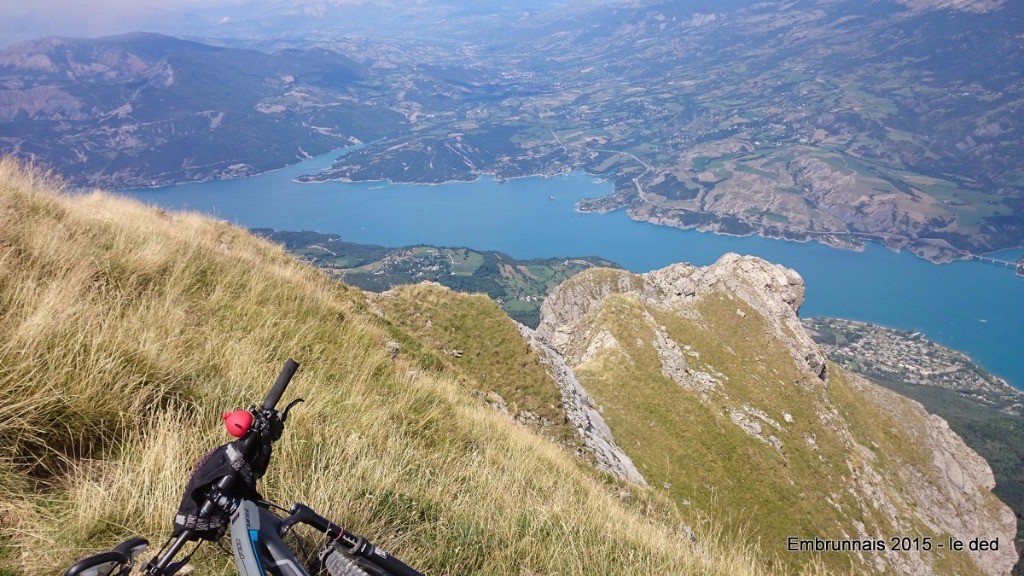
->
[538,253,828,381]
[842,374,1018,576]
[0,87,85,122]
[532,254,1017,575]
[518,323,647,486]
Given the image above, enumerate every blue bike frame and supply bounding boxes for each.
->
[230,500,311,576]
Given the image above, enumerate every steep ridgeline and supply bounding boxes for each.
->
[533,254,1016,576]
[366,282,645,486]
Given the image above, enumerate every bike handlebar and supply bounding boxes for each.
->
[145,360,300,575]
[263,358,300,411]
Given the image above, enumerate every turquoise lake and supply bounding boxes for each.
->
[125,149,1024,388]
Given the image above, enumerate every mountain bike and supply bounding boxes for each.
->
[64,359,425,576]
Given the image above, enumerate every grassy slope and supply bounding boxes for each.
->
[371,283,581,450]
[804,317,1024,571]
[0,158,805,576]
[556,274,987,576]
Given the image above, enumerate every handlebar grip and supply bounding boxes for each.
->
[262,358,300,411]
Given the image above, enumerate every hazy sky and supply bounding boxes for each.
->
[0,1,242,45]
[0,0,602,48]
[0,0,427,47]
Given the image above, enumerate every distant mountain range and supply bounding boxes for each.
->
[1,0,1023,261]
[309,0,1024,261]
[0,33,404,187]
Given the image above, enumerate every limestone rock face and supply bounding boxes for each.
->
[538,253,828,381]
[840,375,1018,576]
[921,412,1017,576]
[518,323,647,486]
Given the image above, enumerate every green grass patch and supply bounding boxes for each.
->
[562,283,988,575]
[450,249,485,276]
[374,283,580,449]
[732,161,779,180]
[839,85,898,119]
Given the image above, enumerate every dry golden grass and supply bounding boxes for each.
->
[0,158,827,575]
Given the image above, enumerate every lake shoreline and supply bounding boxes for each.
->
[117,144,1024,271]
[292,156,1024,270]
[124,148,1024,389]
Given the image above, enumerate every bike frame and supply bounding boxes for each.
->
[230,500,311,576]
[227,498,420,576]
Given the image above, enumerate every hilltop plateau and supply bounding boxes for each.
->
[0,159,1016,575]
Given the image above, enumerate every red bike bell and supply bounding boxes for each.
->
[223,409,254,437]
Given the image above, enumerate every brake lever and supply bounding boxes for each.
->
[281,398,304,422]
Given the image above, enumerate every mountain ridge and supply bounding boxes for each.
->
[534,253,1017,575]
[0,32,399,187]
